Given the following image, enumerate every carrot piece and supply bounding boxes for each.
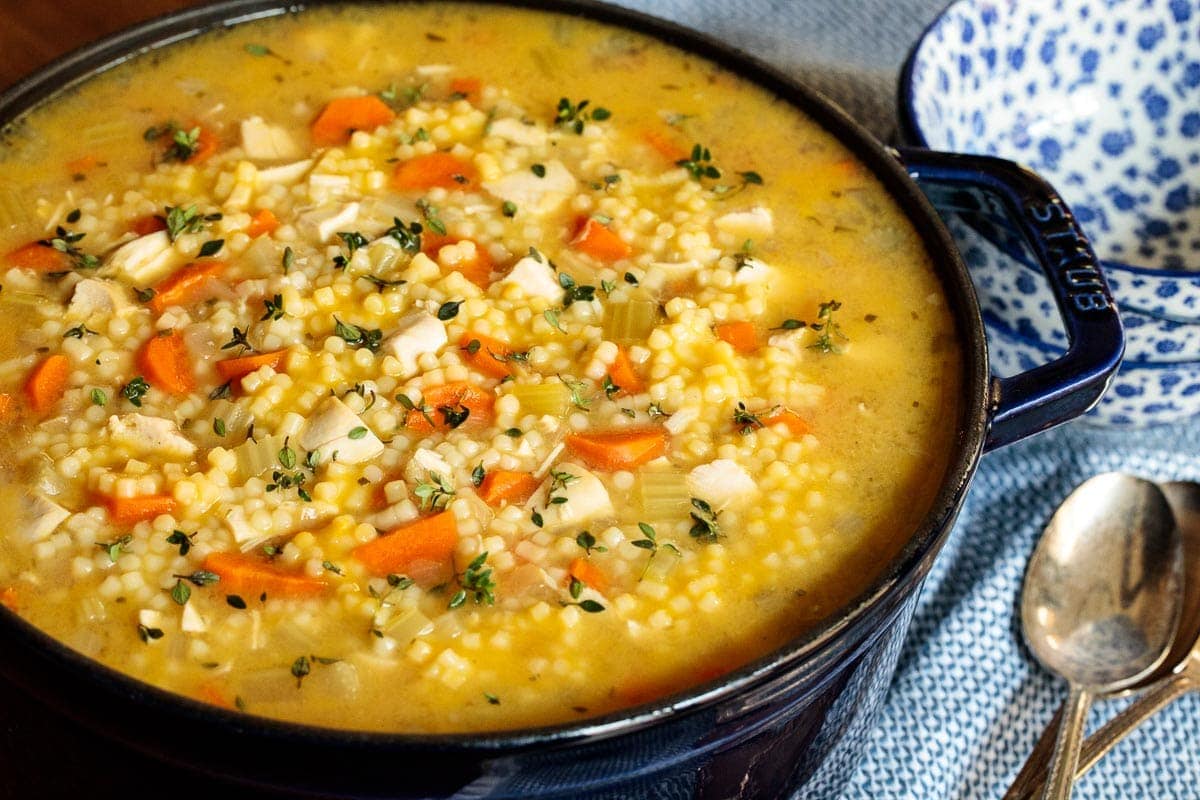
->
[352,511,459,576]
[187,126,219,164]
[392,152,478,191]
[449,77,483,102]
[714,321,761,354]
[24,354,70,414]
[759,408,810,436]
[137,330,195,396]
[404,382,495,433]
[0,587,18,612]
[568,557,609,594]
[565,428,668,471]
[130,214,167,236]
[571,216,633,262]
[642,128,688,162]
[202,551,330,598]
[605,346,645,396]
[311,96,397,146]
[246,208,279,238]
[66,155,99,175]
[4,242,67,273]
[443,240,494,288]
[194,682,233,709]
[419,229,456,257]
[101,493,178,526]
[478,470,540,507]
[215,349,289,381]
[147,260,227,315]
[459,332,515,379]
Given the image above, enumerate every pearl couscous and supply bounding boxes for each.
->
[0,3,962,731]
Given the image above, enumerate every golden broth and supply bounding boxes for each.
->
[0,3,961,731]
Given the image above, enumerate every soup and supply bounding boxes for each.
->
[0,2,961,732]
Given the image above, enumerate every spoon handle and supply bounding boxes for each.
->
[1039,685,1091,800]
[1006,674,1196,799]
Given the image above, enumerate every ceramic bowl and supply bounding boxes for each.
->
[901,0,1200,321]
[948,214,1200,364]
[986,318,1200,427]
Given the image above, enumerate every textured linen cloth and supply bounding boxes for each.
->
[609,1,1200,798]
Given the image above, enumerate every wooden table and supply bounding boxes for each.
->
[0,0,203,91]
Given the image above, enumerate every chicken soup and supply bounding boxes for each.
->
[0,2,962,732]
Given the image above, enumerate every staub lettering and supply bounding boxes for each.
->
[1027,201,1111,313]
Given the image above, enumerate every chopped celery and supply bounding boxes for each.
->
[602,295,660,343]
[638,471,690,519]
[233,434,287,481]
[0,185,36,235]
[79,119,131,151]
[512,381,571,418]
[381,606,433,643]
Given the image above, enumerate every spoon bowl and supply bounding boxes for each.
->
[1020,472,1183,800]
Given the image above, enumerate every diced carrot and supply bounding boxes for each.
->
[605,346,645,396]
[392,152,478,191]
[478,470,540,507]
[246,208,279,238]
[443,240,494,288]
[202,551,330,598]
[66,155,99,175]
[100,493,178,526]
[147,260,227,315]
[449,77,483,102]
[0,587,17,612]
[404,382,495,433]
[459,332,515,379]
[215,349,289,381]
[130,214,167,236]
[194,682,233,710]
[187,125,219,164]
[24,354,70,414]
[137,330,195,396]
[565,428,668,471]
[571,216,633,262]
[311,96,397,146]
[568,557,609,594]
[419,229,456,257]
[642,128,688,162]
[4,242,67,273]
[759,408,810,436]
[714,321,761,354]
[352,511,459,576]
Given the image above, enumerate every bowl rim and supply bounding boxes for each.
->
[0,0,990,757]
[895,0,1200,280]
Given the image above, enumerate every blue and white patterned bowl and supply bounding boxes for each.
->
[901,0,1200,321]
[949,215,1200,364]
[986,319,1200,427]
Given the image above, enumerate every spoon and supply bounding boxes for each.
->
[1007,480,1200,798]
[1019,472,1183,800]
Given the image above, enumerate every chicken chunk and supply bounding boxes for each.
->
[240,116,303,161]
[687,459,757,511]
[483,160,575,215]
[382,311,447,374]
[297,396,384,464]
[496,255,563,303]
[538,462,612,530]
[107,414,197,459]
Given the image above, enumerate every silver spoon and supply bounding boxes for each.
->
[1020,472,1183,800]
[1007,480,1200,798]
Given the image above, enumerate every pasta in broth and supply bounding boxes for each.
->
[0,3,961,732]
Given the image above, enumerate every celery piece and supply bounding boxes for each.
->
[79,119,130,151]
[602,297,660,343]
[0,185,36,235]
[233,434,287,481]
[382,606,434,643]
[638,471,690,519]
[512,381,571,418]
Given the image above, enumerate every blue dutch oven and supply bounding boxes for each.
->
[0,1,1123,797]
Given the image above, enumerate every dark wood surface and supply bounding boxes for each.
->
[0,0,204,91]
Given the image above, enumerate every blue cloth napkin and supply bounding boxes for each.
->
[608,1,1200,797]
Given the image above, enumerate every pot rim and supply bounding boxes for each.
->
[0,0,990,754]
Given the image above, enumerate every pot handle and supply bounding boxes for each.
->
[895,148,1124,451]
